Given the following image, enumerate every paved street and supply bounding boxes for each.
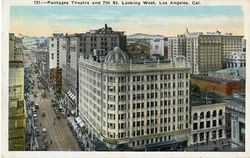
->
[24,53,80,151]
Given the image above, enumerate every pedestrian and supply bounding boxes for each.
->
[53,120,55,126]
[50,139,53,144]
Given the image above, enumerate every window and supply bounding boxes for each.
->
[206,121,210,128]
[213,120,217,127]
[219,129,223,138]
[193,123,198,130]
[193,134,197,143]
[212,110,216,117]
[193,113,198,120]
[219,109,223,116]
[219,119,222,126]
[200,112,204,119]
[212,130,216,139]
[200,132,204,141]
[200,122,204,129]
[206,111,211,118]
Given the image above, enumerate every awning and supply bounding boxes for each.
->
[145,138,188,151]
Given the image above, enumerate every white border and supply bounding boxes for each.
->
[1,0,250,157]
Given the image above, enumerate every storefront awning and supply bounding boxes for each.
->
[145,138,188,151]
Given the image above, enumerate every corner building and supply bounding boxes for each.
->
[79,47,191,150]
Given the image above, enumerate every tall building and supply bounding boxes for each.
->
[48,33,67,92]
[221,34,243,68]
[78,47,191,150]
[62,24,127,116]
[48,33,66,69]
[9,33,26,150]
[168,35,186,60]
[186,32,222,74]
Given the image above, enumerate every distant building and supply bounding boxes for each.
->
[186,32,222,74]
[190,100,226,145]
[242,39,246,52]
[9,33,26,150]
[182,29,244,74]
[62,24,127,116]
[226,51,246,68]
[34,50,49,73]
[221,34,243,68]
[48,33,66,93]
[149,38,165,56]
[48,33,66,69]
[168,35,186,60]
[78,47,191,150]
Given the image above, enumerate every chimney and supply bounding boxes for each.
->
[105,24,108,29]
[185,28,189,34]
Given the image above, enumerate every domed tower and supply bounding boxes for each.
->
[105,47,130,64]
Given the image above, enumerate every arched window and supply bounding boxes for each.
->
[193,113,198,120]
[206,111,211,118]
[212,110,217,117]
[200,112,204,119]
[219,109,223,116]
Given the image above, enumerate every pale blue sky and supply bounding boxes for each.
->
[10,6,244,36]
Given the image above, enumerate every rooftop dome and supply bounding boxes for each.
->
[105,47,130,64]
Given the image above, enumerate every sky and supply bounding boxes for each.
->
[10,6,244,37]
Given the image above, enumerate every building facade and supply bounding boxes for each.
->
[149,38,165,56]
[48,33,66,69]
[168,35,186,61]
[78,47,191,150]
[184,31,243,74]
[9,33,26,150]
[221,34,243,68]
[186,32,222,74]
[224,93,245,148]
[62,25,127,116]
[48,33,66,92]
[190,103,226,145]
[226,51,246,68]
[191,74,242,96]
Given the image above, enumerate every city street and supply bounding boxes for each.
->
[24,53,80,151]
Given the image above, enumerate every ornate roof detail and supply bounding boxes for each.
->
[105,47,129,64]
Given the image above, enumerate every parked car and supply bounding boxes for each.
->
[35,103,39,109]
[42,111,45,117]
[35,127,40,136]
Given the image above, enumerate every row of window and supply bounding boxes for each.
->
[105,73,189,83]
[193,119,223,130]
[192,129,223,143]
[193,110,223,120]
[131,135,172,146]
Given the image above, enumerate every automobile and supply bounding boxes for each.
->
[42,128,47,137]
[33,114,38,119]
[34,127,40,136]
[35,103,39,109]
[56,113,61,119]
[42,111,45,117]
[32,107,36,113]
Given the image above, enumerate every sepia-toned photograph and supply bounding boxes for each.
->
[1,0,249,157]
